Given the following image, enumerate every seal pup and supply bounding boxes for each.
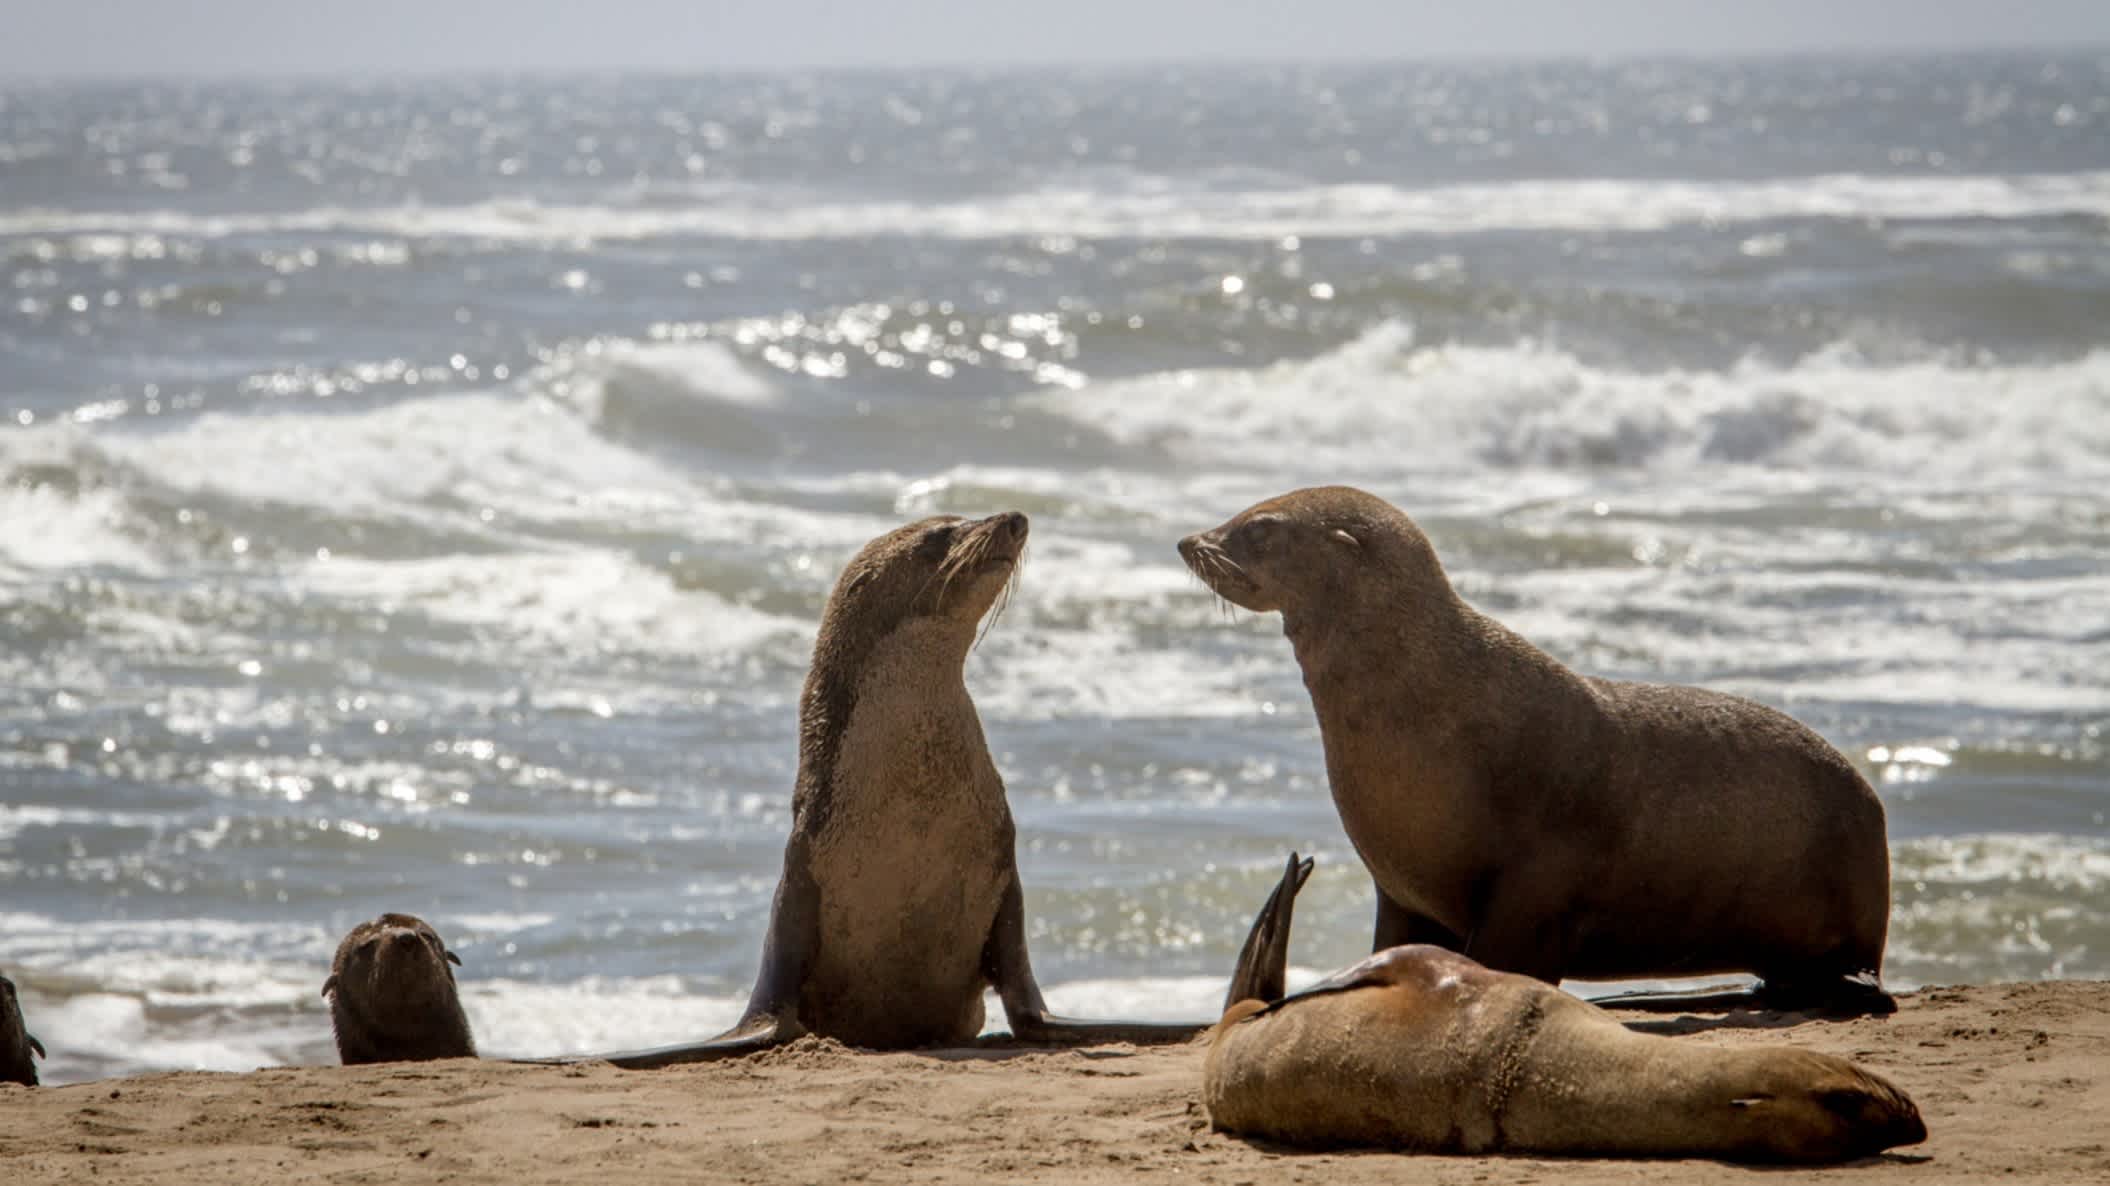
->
[0,972,45,1087]
[576,511,1209,1069]
[1180,486,1895,1014]
[1205,855,1927,1162]
[322,913,476,1065]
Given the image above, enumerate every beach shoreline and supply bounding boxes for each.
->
[3,979,2104,1185]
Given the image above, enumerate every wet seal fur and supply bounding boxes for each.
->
[1181,486,1895,1013]
[1,971,45,1086]
[322,913,475,1065]
[1205,855,1927,1163]
[572,511,1208,1068]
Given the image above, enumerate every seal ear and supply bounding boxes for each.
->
[445,950,462,967]
[1329,528,1360,550]
[321,974,338,1000]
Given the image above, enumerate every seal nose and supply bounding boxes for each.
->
[1177,534,1201,564]
[985,510,1028,545]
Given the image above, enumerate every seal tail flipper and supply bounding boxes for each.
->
[1224,852,1314,1011]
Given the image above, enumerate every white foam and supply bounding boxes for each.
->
[1048,322,2110,484]
[0,426,161,576]
[91,390,697,524]
[3,169,2107,242]
[465,976,748,1061]
[301,549,806,660]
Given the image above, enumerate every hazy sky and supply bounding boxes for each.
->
[2,0,2105,78]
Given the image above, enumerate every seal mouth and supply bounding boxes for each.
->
[1178,532,1267,611]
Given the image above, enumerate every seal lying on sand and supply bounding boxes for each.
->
[323,913,476,1065]
[1,972,45,1087]
[577,511,1208,1069]
[1181,486,1896,1014]
[1205,855,1926,1162]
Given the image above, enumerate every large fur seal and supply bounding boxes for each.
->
[1180,486,1895,1013]
[1204,855,1926,1162]
[576,511,1207,1068]
[1,971,45,1086]
[322,913,476,1064]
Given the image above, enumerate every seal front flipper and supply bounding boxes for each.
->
[1594,969,1898,1018]
[1225,852,1314,1011]
[983,870,1207,1047]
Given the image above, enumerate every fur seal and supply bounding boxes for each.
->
[1180,486,1895,1013]
[322,913,476,1065]
[1,971,45,1087]
[1204,855,1927,1162]
[575,511,1208,1068]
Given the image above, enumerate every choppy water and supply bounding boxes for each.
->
[2,52,2107,1085]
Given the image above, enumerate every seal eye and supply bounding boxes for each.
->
[915,524,957,562]
[1241,517,1282,551]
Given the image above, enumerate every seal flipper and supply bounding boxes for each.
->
[521,839,822,1069]
[28,1034,44,1059]
[1591,970,1897,1018]
[984,870,1207,1047]
[1224,852,1314,1010]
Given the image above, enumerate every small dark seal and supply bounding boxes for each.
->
[1,971,46,1086]
[322,913,476,1065]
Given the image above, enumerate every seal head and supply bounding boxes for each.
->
[322,913,476,1065]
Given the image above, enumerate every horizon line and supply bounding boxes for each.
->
[4,39,2104,88]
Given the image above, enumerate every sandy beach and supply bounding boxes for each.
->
[3,980,2105,1185]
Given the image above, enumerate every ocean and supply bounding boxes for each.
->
[2,51,2106,1084]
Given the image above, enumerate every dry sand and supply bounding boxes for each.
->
[3,981,2106,1185]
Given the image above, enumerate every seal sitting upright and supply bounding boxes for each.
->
[1203,854,1926,1162]
[1,971,46,1086]
[578,511,1207,1068]
[322,913,476,1064]
[1180,486,1895,1014]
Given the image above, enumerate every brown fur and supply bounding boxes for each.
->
[322,913,475,1065]
[774,511,1027,1047]
[0,972,44,1087]
[1204,945,1925,1162]
[1180,486,1893,1004]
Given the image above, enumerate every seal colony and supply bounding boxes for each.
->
[322,913,476,1065]
[18,506,1935,1165]
[1,971,44,1087]
[1205,855,1927,1162]
[1181,486,1897,1015]
[570,510,1211,1068]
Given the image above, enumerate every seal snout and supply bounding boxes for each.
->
[982,510,1028,552]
